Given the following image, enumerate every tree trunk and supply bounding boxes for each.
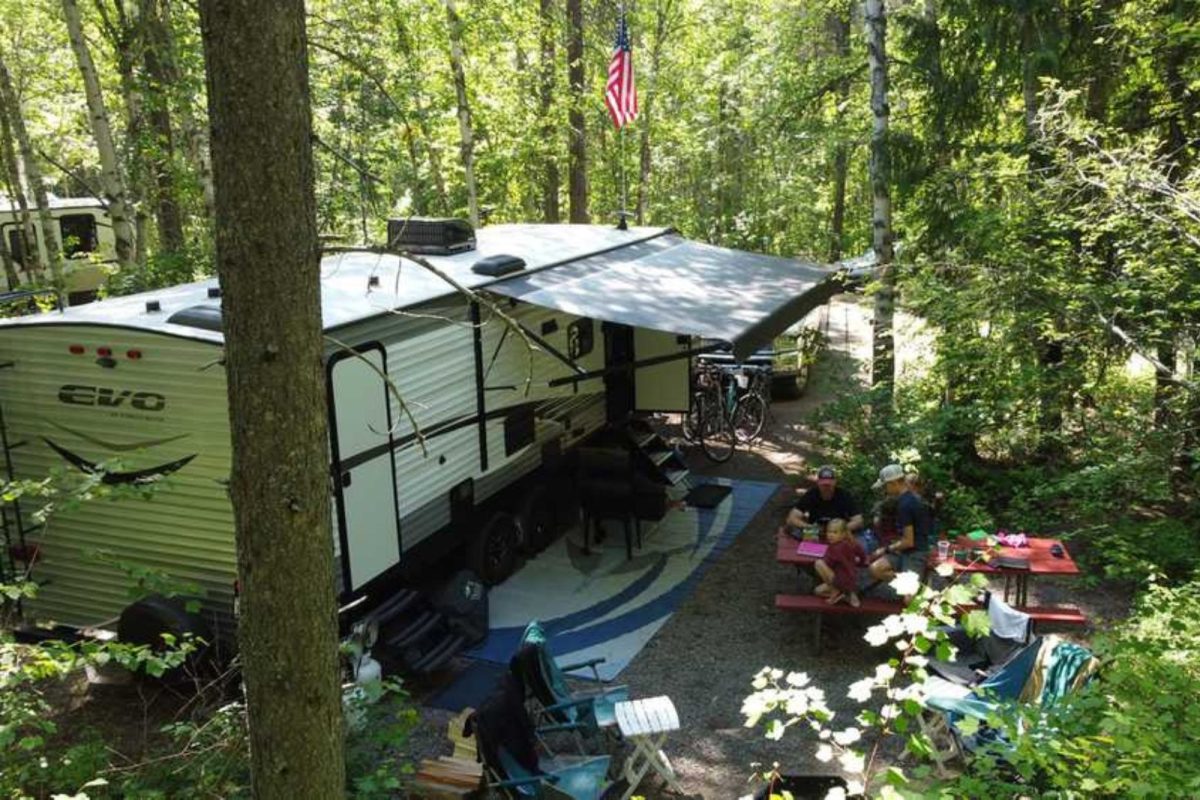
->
[636,0,671,226]
[198,1,344,797]
[0,54,61,284]
[566,0,589,223]
[539,0,560,222]
[865,0,895,404]
[0,62,37,283]
[444,0,478,227]
[826,2,851,261]
[62,0,137,271]
[394,19,449,214]
[141,0,186,254]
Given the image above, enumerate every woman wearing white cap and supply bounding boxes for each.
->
[868,463,933,583]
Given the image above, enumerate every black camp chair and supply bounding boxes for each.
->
[927,592,1033,686]
[464,671,619,800]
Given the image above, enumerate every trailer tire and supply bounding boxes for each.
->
[516,485,555,554]
[467,511,519,586]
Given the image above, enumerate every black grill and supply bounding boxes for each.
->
[386,217,476,255]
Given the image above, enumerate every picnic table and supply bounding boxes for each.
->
[933,535,1080,608]
[774,529,1086,631]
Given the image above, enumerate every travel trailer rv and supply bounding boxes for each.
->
[0,221,838,668]
[0,196,115,303]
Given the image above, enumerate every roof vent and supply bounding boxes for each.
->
[207,287,222,299]
[472,254,526,278]
[387,217,475,255]
[167,305,223,332]
[145,300,161,313]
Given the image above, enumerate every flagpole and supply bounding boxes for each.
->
[617,1,628,231]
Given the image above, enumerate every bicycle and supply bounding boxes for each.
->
[729,365,770,443]
[681,363,736,462]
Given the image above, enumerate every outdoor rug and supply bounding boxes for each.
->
[427,477,778,710]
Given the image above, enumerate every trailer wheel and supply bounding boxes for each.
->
[516,485,555,554]
[117,594,213,680]
[467,511,519,586]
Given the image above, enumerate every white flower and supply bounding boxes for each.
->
[901,613,930,636]
[880,703,900,720]
[864,624,890,647]
[815,743,834,762]
[769,668,784,681]
[890,571,921,597]
[906,654,929,668]
[847,678,874,703]
[874,663,897,683]
[838,750,865,773]
[824,788,847,800]
[846,780,865,795]
[832,727,861,746]
[818,727,831,739]
[785,694,810,717]
[786,671,810,687]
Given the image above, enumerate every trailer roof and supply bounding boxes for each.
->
[0,224,672,343]
[0,224,842,355]
[0,195,107,213]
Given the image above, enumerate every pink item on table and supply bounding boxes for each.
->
[796,541,828,559]
[996,532,1029,548]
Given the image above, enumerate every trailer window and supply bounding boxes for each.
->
[59,214,98,256]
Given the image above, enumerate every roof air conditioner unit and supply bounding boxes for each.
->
[387,217,476,255]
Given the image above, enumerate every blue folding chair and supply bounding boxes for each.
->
[514,620,629,735]
[465,671,619,800]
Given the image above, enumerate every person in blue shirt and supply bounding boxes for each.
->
[867,463,933,582]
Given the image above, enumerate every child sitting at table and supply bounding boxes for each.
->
[814,518,867,607]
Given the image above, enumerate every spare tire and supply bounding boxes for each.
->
[118,594,213,678]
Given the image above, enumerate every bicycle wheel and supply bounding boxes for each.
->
[698,400,735,462]
[681,400,700,442]
[732,394,766,443]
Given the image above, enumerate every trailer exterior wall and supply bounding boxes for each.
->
[0,325,235,629]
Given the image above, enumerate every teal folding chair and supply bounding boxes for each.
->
[465,671,620,800]
[515,620,629,735]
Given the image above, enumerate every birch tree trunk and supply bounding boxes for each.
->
[865,0,895,405]
[395,18,449,214]
[566,0,589,223]
[198,1,344,797]
[62,0,136,271]
[0,54,61,284]
[539,0,560,222]
[0,67,36,284]
[445,0,479,227]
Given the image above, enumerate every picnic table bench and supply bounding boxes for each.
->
[774,530,1087,648]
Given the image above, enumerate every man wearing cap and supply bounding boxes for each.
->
[868,463,933,581]
[787,466,863,533]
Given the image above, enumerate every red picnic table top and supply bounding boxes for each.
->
[776,529,1080,577]
[935,535,1080,577]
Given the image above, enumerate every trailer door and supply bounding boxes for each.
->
[634,328,690,412]
[329,345,401,591]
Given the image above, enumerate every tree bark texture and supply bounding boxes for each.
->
[0,59,39,281]
[141,0,186,254]
[539,0,560,222]
[566,0,589,222]
[62,0,137,271]
[636,0,672,226]
[198,1,344,797]
[826,2,851,261]
[445,0,479,227]
[0,55,61,284]
[865,0,895,403]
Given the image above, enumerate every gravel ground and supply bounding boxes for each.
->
[406,297,1131,798]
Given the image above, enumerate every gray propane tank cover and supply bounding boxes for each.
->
[430,569,489,645]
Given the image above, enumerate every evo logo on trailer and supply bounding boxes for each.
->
[57,384,167,412]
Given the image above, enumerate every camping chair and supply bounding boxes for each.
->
[464,671,619,800]
[921,636,1098,774]
[927,592,1033,686]
[513,621,629,737]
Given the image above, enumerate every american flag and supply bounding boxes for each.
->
[605,8,638,129]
